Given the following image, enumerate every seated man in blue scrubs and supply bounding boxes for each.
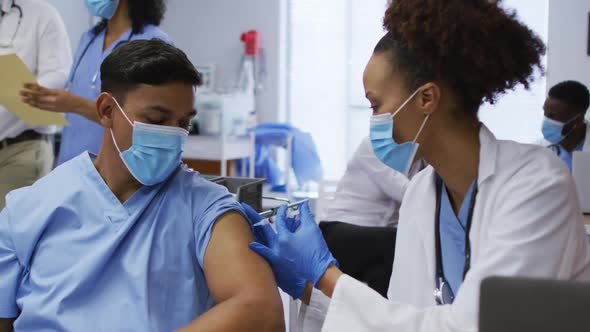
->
[539,80,590,170]
[0,40,284,332]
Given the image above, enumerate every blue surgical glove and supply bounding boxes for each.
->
[278,201,338,285]
[241,203,301,245]
[251,202,338,288]
[241,203,307,298]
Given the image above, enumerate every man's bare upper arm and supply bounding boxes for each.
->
[203,211,280,302]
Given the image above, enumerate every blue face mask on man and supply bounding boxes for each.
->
[369,87,429,176]
[110,97,188,186]
[84,0,119,19]
[541,114,581,144]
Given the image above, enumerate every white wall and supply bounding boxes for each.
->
[345,0,388,160]
[288,0,349,179]
[546,0,590,109]
[45,0,92,51]
[161,0,287,123]
[478,0,548,143]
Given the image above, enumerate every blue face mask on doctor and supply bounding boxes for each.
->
[370,87,429,176]
[84,0,119,19]
[110,97,188,186]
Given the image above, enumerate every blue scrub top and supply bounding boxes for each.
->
[57,25,171,166]
[0,154,244,331]
[439,180,476,298]
[549,140,584,171]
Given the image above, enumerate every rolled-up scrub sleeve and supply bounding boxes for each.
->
[193,186,246,268]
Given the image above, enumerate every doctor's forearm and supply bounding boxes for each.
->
[317,265,343,299]
[0,318,15,332]
[301,283,314,305]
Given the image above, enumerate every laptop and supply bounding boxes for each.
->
[479,277,590,332]
[573,151,590,213]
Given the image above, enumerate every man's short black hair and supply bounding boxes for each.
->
[548,80,590,114]
[100,39,202,101]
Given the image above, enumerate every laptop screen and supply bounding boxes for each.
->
[479,276,590,332]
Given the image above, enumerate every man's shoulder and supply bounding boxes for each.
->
[171,165,218,189]
[5,154,87,210]
[168,165,235,203]
[167,165,243,230]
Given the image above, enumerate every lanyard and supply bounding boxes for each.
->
[68,29,134,87]
[434,174,478,304]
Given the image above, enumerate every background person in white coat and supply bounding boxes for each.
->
[538,81,589,171]
[242,1,590,331]
[317,137,425,296]
[0,0,72,209]
[320,137,411,228]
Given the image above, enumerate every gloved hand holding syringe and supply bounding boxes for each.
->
[253,199,309,227]
[241,200,339,299]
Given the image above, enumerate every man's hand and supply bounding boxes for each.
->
[20,83,98,123]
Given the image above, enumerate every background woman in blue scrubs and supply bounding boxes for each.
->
[21,0,170,166]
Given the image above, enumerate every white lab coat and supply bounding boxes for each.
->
[320,137,410,227]
[298,125,590,332]
[0,0,72,140]
[536,121,590,150]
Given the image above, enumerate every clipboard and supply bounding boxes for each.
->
[0,53,69,126]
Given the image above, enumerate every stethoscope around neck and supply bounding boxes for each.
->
[66,28,134,91]
[0,0,22,49]
[433,173,479,305]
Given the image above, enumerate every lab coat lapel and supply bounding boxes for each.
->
[420,170,438,288]
[388,166,438,306]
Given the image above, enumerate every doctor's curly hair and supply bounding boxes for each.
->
[377,0,545,112]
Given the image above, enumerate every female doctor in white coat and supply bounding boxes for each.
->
[242,1,590,331]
